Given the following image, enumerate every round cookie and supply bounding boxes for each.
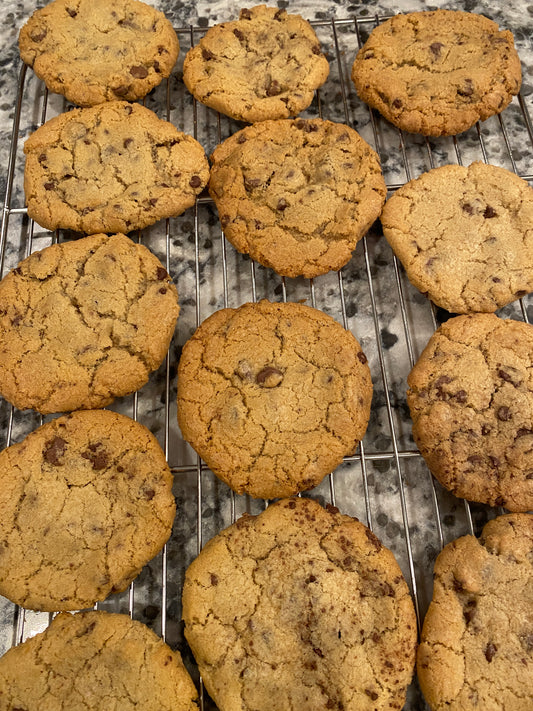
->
[24,101,209,234]
[177,300,373,499]
[183,497,417,711]
[0,233,179,414]
[407,313,533,511]
[209,118,387,278]
[0,610,199,710]
[19,0,179,107]
[0,409,176,611]
[182,5,330,123]
[381,161,533,313]
[418,513,533,710]
[351,10,521,137]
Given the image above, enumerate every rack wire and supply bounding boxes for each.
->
[1,14,532,710]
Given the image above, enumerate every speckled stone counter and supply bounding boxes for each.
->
[1,1,533,710]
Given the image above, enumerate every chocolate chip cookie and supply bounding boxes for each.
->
[24,101,209,234]
[381,161,533,313]
[182,5,330,123]
[0,610,199,710]
[0,233,179,414]
[418,513,533,710]
[209,118,387,278]
[0,410,175,611]
[19,0,179,107]
[352,10,521,136]
[407,313,533,511]
[177,300,372,499]
[183,497,416,711]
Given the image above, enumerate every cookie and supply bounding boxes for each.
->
[0,610,199,710]
[418,513,533,710]
[209,118,387,278]
[24,101,209,234]
[0,232,179,414]
[351,10,521,136]
[177,300,372,499]
[183,497,417,711]
[19,0,179,107]
[407,313,533,511]
[182,5,330,123]
[0,409,175,611]
[380,161,533,313]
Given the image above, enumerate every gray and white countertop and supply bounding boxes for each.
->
[1,2,533,710]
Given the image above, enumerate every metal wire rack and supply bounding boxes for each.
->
[1,14,532,710]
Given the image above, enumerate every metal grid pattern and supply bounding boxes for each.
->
[1,14,533,710]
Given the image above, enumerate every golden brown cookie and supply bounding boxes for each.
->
[0,233,179,414]
[0,610,199,710]
[0,409,175,611]
[19,0,179,107]
[183,497,417,711]
[407,313,533,511]
[381,162,533,313]
[177,300,373,499]
[418,513,533,710]
[182,5,329,122]
[209,118,387,278]
[352,10,521,136]
[24,101,209,234]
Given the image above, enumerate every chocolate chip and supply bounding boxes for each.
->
[515,290,528,298]
[392,98,403,109]
[517,428,533,437]
[485,642,497,662]
[463,598,477,624]
[484,205,497,218]
[429,42,444,58]
[277,198,288,211]
[266,79,282,97]
[31,29,47,42]
[287,500,297,509]
[123,137,133,148]
[489,455,500,468]
[210,573,218,586]
[237,134,247,144]
[130,65,148,78]
[156,267,168,280]
[38,153,47,163]
[114,85,130,97]
[365,528,382,552]
[202,48,215,60]
[357,351,367,364]
[256,366,283,387]
[81,446,109,471]
[189,175,202,188]
[455,390,467,403]
[220,215,230,228]
[313,647,324,658]
[43,436,67,466]
[467,454,484,465]
[462,202,474,214]
[66,8,77,17]
[365,690,379,701]
[312,44,322,55]
[233,28,244,40]
[497,406,512,421]
[153,60,160,73]
[520,634,533,652]
[494,495,506,506]
[240,9,252,20]
[458,79,474,97]
[44,182,55,191]
[274,9,285,20]
[244,177,262,190]
[481,424,492,436]
[159,287,167,294]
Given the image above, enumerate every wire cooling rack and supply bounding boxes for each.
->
[1,14,533,711]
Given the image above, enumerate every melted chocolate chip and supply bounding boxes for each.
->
[130,65,148,79]
[357,351,368,364]
[392,98,403,109]
[365,690,379,701]
[156,267,168,280]
[189,175,202,188]
[210,573,218,586]
[497,406,512,421]
[430,42,444,58]
[43,437,67,466]
[484,206,497,218]
[240,8,252,20]
[455,390,467,403]
[277,198,288,211]
[123,137,133,148]
[153,60,160,73]
[256,366,283,387]
[244,177,262,190]
[312,44,322,55]
[66,8,77,17]
[266,79,282,97]
[202,48,215,60]
[220,214,231,228]
[144,488,155,500]
[458,79,474,97]
[365,528,382,552]
[234,28,244,40]
[494,495,506,506]
[31,29,47,42]
[114,85,130,97]
[44,182,55,191]
[485,642,497,662]
[237,134,247,144]
[81,445,109,471]
[274,8,285,20]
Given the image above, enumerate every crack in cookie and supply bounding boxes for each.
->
[177,300,372,499]
[24,101,209,234]
[0,233,179,414]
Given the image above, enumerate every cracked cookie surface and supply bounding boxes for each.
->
[407,313,533,511]
[19,0,179,107]
[183,497,417,711]
[0,233,179,414]
[418,513,533,710]
[351,10,521,136]
[177,300,372,499]
[182,5,329,123]
[209,118,387,278]
[24,101,209,234]
[0,410,175,611]
[381,162,533,313]
[0,610,199,710]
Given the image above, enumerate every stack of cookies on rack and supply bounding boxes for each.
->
[0,1,532,710]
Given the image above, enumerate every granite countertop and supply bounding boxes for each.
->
[1,1,533,710]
